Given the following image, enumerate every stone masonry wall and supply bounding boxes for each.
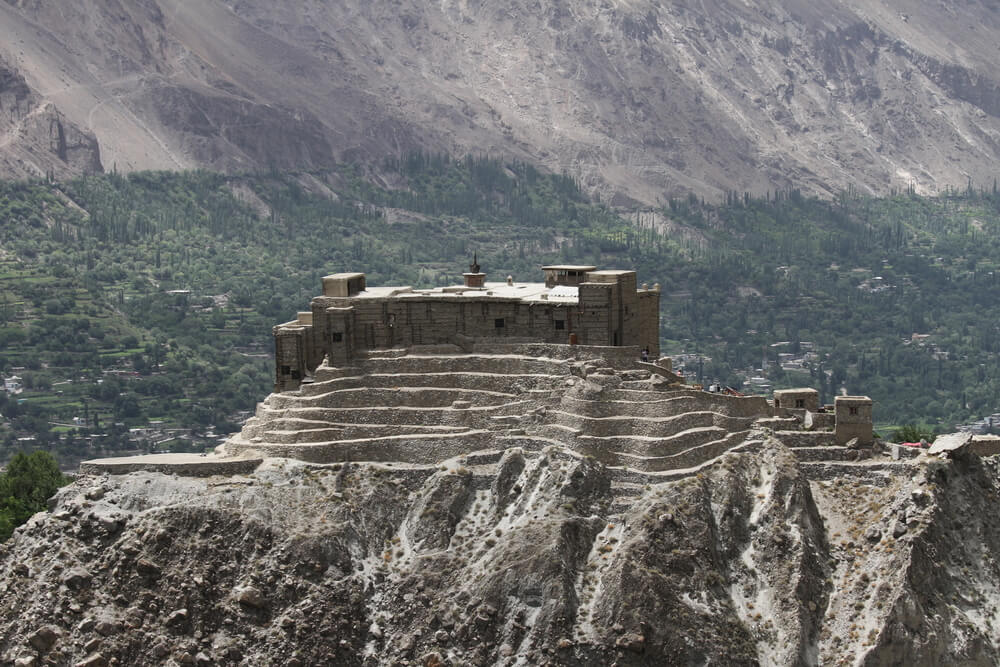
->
[275,271,659,392]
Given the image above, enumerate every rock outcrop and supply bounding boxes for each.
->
[4,345,1000,664]
[0,60,102,179]
[3,438,1000,665]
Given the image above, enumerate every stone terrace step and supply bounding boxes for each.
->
[353,354,575,377]
[496,434,566,453]
[771,430,838,448]
[299,371,569,396]
[800,460,916,483]
[260,423,468,444]
[252,419,464,436]
[605,431,751,473]
[260,401,535,427]
[602,438,766,489]
[268,386,519,410]
[559,394,766,420]
[240,417,464,440]
[550,409,754,439]
[575,426,726,457]
[597,388,704,401]
[227,429,497,464]
[792,446,872,462]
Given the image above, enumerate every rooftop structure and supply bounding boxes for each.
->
[272,262,662,392]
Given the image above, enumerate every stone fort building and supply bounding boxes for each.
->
[273,262,662,392]
[83,261,883,477]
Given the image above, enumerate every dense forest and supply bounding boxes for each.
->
[2,156,1000,466]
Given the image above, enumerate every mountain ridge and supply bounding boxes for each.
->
[2,1,1000,202]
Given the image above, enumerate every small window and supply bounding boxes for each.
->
[494,318,505,328]
[795,399,805,408]
[554,320,565,330]
[774,399,780,408]
[281,365,291,375]
[849,406,859,415]
[332,332,344,342]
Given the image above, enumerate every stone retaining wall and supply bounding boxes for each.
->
[771,430,838,448]
[576,427,725,458]
[80,455,262,477]
[228,431,498,465]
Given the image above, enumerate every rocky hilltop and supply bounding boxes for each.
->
[2,346,1000,665]
[2,0,1000,200]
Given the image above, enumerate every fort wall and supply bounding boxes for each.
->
[274,265,662,392]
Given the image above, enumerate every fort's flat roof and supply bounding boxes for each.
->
[586,269,635,276]
[397,282,556,301]
[323,272,365,280]
[352,286,414,298]
[541,265,598,271]
[341,282,577,303]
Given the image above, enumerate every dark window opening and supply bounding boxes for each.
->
[795,399,805,408]
[849,406,859,415]
[281,365,291,375]
[554,320,565,330]
[495,318,505,328]
[774,399,780,408]
[332,332,344,342]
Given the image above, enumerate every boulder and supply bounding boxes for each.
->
[26,626,60,652]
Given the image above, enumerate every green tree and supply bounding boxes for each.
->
[0,451,69,541]
[892,424,934,443]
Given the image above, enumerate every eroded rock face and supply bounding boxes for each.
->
[0,59,102,179]
[2,442,999,665]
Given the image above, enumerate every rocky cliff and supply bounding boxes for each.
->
[0,61,101,178]
[1,437,999,665]
[2,0,1000,200]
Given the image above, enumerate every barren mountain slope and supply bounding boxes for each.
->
[2,0,1000,200]
[0,60,101,178]
[1,442,999,665]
